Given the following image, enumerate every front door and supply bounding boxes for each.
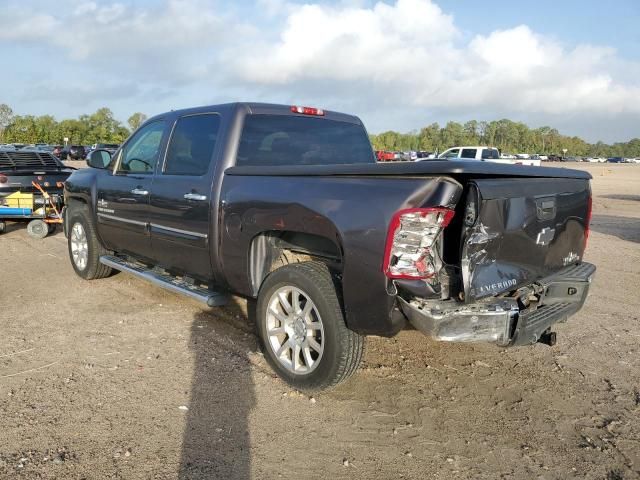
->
[148,113,221,280]
[96,120,168,259]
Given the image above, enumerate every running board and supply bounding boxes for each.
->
[99,255,229,307]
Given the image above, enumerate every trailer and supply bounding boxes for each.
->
[0,181,64,238]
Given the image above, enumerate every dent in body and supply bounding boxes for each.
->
[462,178,590,302]
[220,174,462,335]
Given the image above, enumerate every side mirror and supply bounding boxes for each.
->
[86,149,112,169]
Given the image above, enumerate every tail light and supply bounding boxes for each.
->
[0,174,7,184]
[291,105,325,116]
[584,194,592,250]
[383,207,455,279]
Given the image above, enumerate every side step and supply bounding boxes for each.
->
[99,255,229,307]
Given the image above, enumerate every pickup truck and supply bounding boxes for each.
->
[438,146,542,166]
[63,103,595,390]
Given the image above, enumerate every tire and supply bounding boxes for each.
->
[0,220,5,234]
[27,219,49,239]
[67,207,112,280]
[256,261,365,391]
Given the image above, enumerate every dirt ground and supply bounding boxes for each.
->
[0,163,638,480]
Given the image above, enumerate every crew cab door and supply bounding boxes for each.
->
[96,120,168,258]
[148,113,221,280]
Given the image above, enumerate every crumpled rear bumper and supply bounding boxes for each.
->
[398,262,596,346]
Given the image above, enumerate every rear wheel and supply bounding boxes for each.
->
[0,220,5,234]
[67,208,112,280]
[27,219,48,239]
[256,261,364,391]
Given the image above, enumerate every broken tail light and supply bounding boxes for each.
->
[383,207,455,279]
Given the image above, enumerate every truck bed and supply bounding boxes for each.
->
[226,160,591,180]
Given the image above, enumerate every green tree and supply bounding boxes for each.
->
[0,103,13,141]
[127,112,147,132]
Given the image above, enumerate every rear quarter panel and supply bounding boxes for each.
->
[220,174,462,335]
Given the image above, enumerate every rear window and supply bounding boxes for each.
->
[236,115,374,166]
[482,148,499,159]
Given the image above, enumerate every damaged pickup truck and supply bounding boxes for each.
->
[63,103,595,390]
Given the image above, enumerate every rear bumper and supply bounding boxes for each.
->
[398,262,596,346]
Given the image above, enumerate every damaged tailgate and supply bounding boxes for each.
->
[461,177,591,302]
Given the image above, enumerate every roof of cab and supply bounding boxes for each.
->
[145,102,363,125]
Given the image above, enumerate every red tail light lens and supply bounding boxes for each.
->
[383,207,455,279]
[584,194,592,250]
[0,174,7,184]
[290,105,325,116]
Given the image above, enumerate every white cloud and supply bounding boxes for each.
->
[231,1,640,119]
[1,0,639,141]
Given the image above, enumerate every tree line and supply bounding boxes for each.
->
[370,119,640,158]
[0,104,147,146]
[1,103,638,158]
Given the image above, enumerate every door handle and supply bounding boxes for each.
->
[183,193,207,201]
[130,188,149,195]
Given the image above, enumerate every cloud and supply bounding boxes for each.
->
[231,1,640,119]
[1,0,639,141]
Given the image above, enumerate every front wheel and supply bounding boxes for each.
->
[67,209,112,280]
[256,261,365,391]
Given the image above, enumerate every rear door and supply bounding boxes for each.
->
[461,177,591,301]
[96,120,168,258]
[460,148,478,159]
[148,112,222,280]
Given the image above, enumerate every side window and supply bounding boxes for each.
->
[118,121,165,173]
[164,114,220,175]
[461,148,477,159]
[482,148,499,159]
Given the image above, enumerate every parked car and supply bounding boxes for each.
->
[415,151,434,160]
[607,157,625,163]
[438,146,541,166]
[52,145,66,159]
[91,143,120,155]
[64,102,595,390]
[375,150,395,162]
[68,145,86,160]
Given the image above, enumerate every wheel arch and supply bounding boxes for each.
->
[248,230,344,297]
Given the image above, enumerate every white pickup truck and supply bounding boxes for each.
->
[437,146,542,166]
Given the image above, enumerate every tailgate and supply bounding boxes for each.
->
[461,177,591,301]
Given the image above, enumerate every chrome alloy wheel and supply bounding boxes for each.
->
[70,222,89,270]
[265,286,325,375]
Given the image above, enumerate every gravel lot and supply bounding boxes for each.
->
[0,163,638,479]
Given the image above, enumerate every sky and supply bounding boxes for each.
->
[1,0,639,143]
